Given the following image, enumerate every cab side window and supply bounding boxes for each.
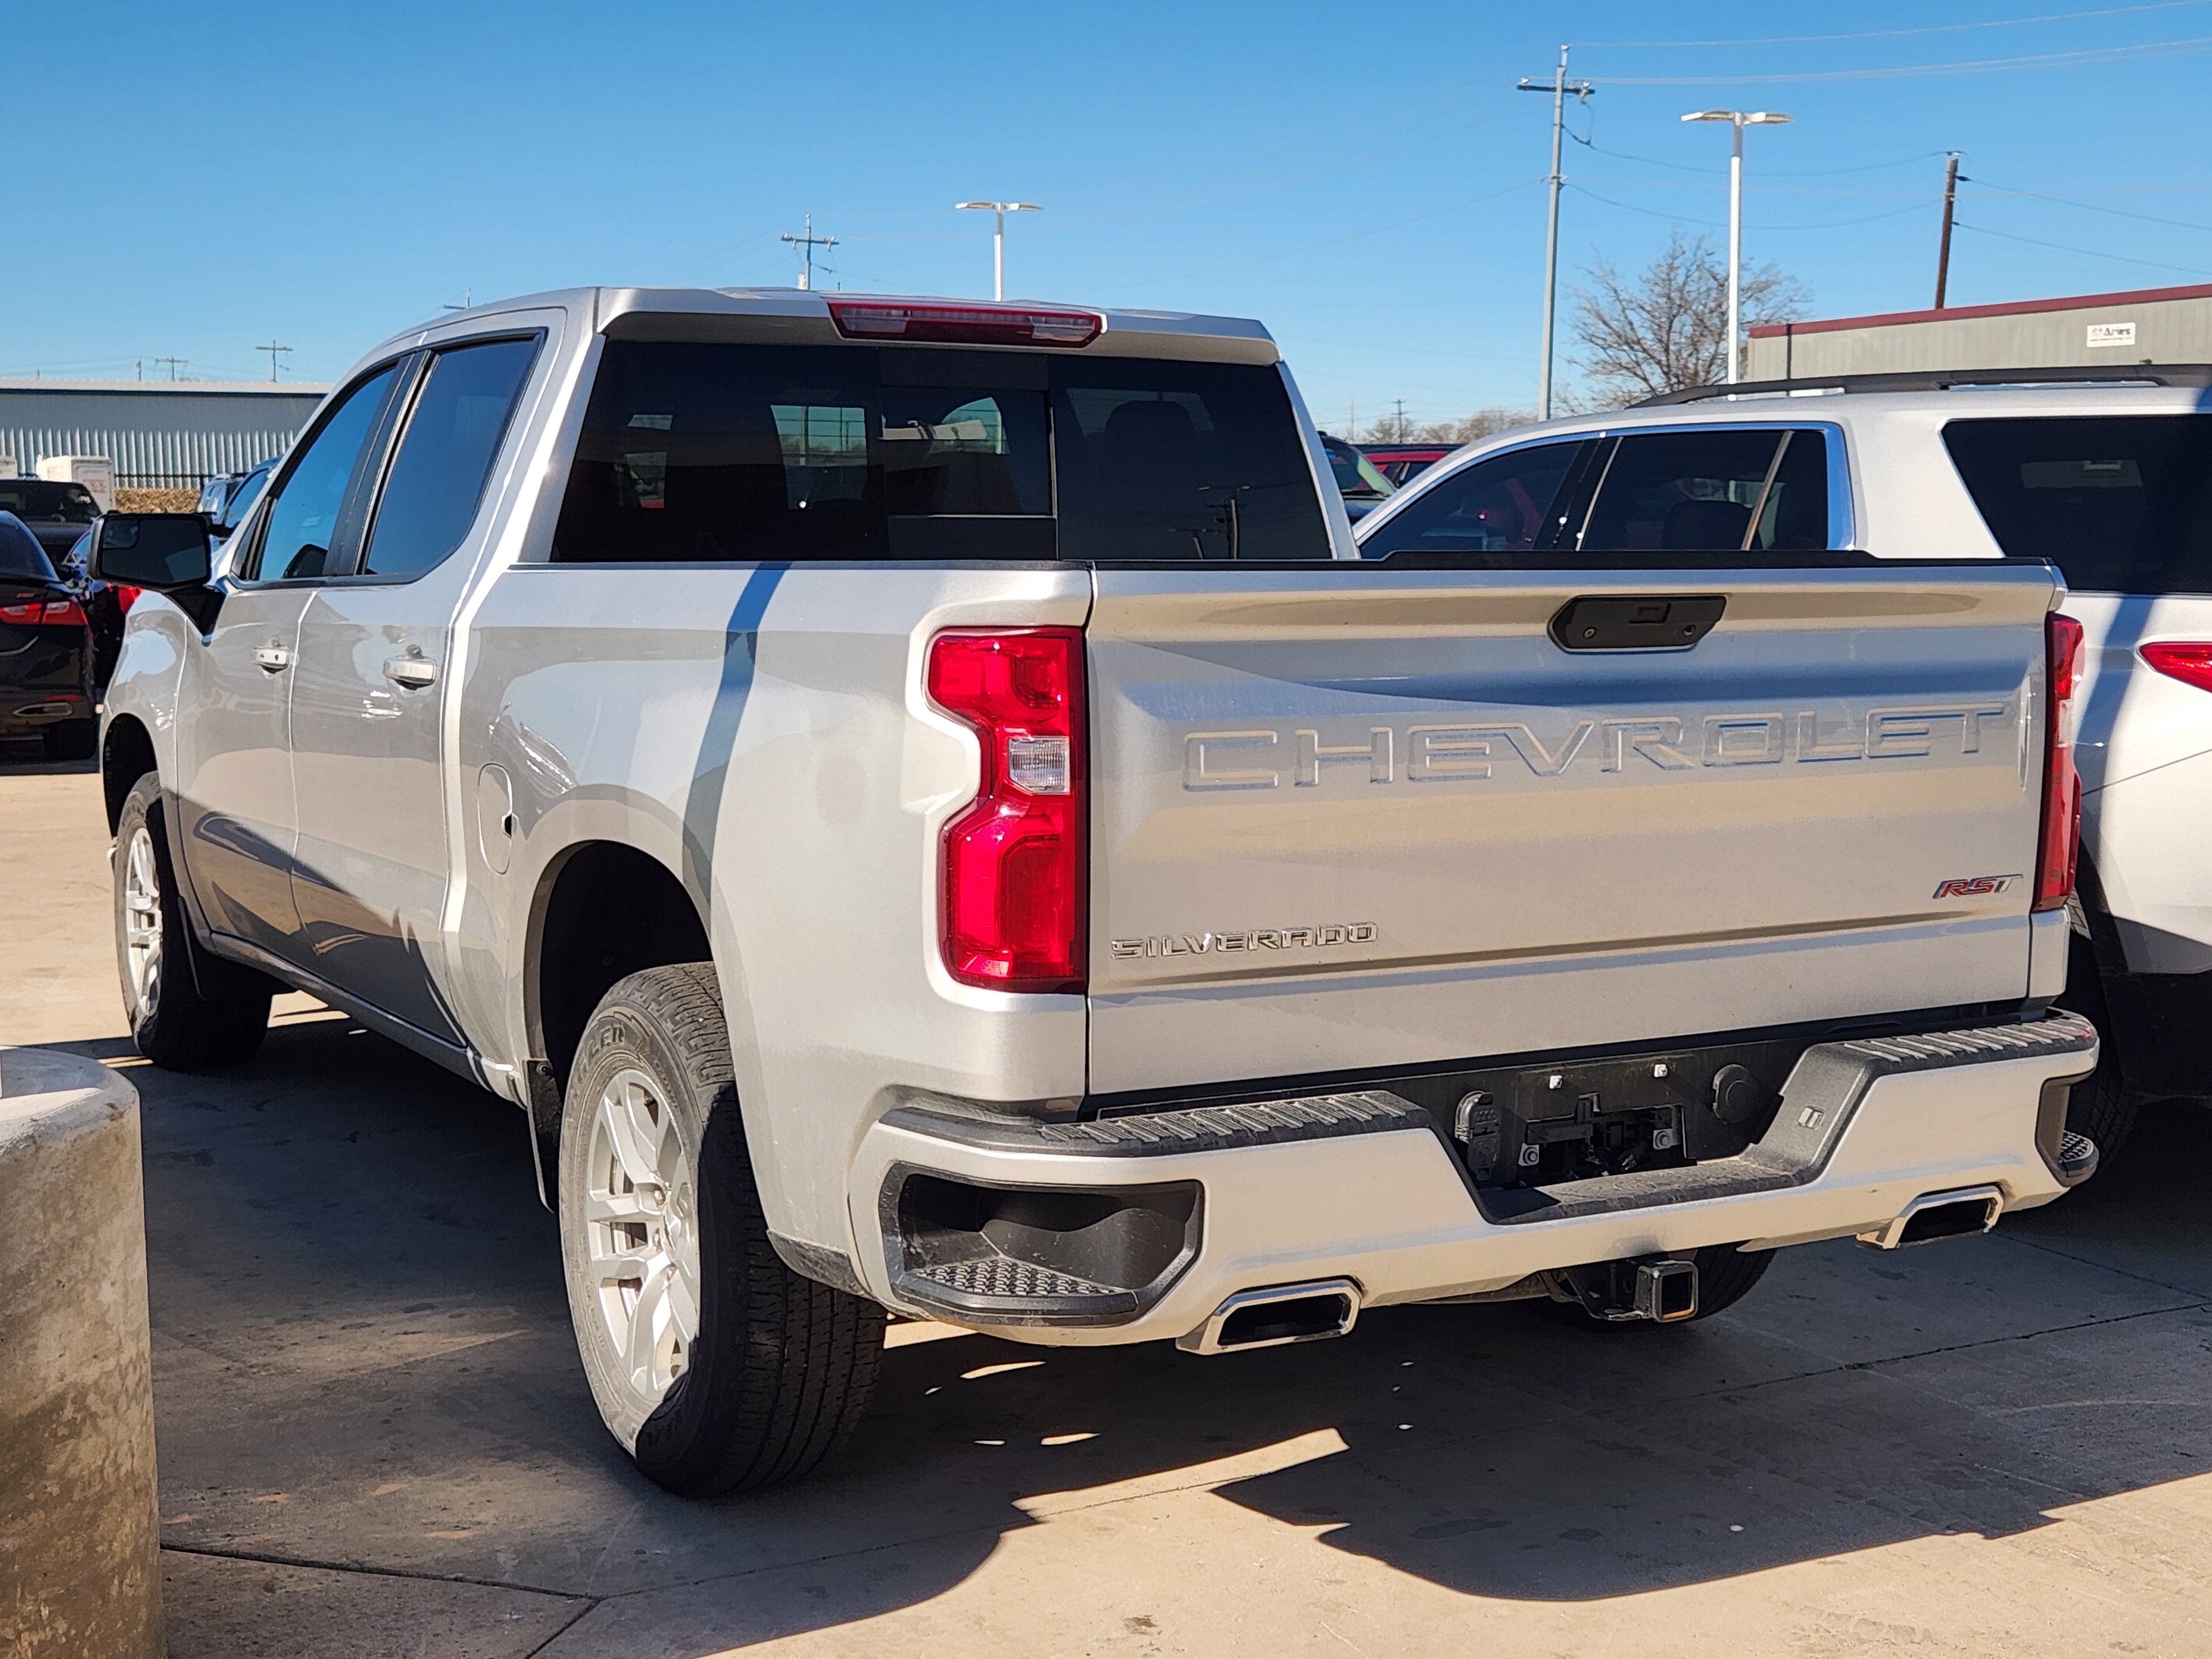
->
[248,366,400,581]
[1358,440,1590,559]
[359,337,539,579]
[1578,429,1830,553]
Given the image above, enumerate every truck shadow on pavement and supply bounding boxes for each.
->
[121,1009,2212,1645]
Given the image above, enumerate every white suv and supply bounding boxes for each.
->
[1354,366,2212,1155]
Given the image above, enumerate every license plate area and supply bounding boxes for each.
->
[1447,1044,1791,1197]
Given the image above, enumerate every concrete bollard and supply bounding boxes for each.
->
[0,1047,164,1659]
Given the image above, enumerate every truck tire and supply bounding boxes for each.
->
[112,774,272,1070]
[559,964,884,1496]
[43,719,96,762]
[1536,1244,1775,1329]
[2054,929,2137,1160]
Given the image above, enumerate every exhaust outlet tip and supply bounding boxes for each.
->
[1857,1185,2004,1251]
[1178,1279,1360,1356]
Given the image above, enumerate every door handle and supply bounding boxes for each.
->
[252,644,293,672]
[383,654,439,689]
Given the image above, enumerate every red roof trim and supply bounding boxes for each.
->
[1747,281,2212,339]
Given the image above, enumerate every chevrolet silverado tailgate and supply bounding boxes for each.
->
[1085,562,2058,1094]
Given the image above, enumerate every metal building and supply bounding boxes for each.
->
[0,379,331,489]
[1745,281,2212,382]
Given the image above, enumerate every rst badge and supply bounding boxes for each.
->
[1933,875,2020,899]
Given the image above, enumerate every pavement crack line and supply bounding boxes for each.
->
[522,1599,602,1656]
[2006,1230,2212,1301]
[159,1542,586,1602]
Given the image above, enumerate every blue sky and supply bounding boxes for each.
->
[6,1,2212,426]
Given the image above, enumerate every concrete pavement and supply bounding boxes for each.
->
[6,742,2212,1657]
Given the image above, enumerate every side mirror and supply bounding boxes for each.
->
[88,514,212,588]
[87,514,220,628]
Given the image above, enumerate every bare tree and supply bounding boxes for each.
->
[1569,232,1808,407]
[1357,406,1534,445]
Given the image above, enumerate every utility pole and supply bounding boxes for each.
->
[780,215,837,291]
[442,289,472,312]
[257,341,292,382]
[1682,109,1793,383]
[1519,48,1594,423]
[1934,153,1962,309]
[1391,399,1408,441]
[153,356,188,382]
[956,201,1041,300]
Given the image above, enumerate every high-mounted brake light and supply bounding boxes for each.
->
[2034,612,2085,913]
[829,300,1102,348]
[927,629,1086,994]
[2140,640,2212,696]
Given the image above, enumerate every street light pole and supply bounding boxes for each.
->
[1518,48,1593,421]
[1682,110,1792,383]
[956,201,1041,301]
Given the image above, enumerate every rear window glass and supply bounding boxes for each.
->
[1579,428,1828,554]
[1360,440,1588,557]
[0,482,97,524]
[0,512,58,579]
[552,342,1329,564]
[1944,415,2212,592]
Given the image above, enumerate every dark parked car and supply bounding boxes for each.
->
[56,529,131,691]
[1359,442,1454,487]
[0,511,96,759]
[0,479,102,568]
[1319,433,1394,520]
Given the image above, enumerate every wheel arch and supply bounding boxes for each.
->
[101,713,159,833]
[524,838,713,1100]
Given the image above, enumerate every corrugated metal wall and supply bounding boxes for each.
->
[0,383,331,487]
[1746,294,2212,380]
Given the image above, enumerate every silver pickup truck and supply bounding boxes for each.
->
[92,287,2101,1496]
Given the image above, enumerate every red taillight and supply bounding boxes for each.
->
[927,628,1086,993]
[2141,640,2212,695]
[0,598,83,625]
[828,300,1102,348]
[2034,612,2085,913]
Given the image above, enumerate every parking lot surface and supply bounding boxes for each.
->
[7,747,2212,1657]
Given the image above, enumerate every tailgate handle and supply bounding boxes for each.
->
[1550,594,1725,652]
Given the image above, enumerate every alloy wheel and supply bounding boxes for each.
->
[122,825,163,1010]
[584,1067,702,1408]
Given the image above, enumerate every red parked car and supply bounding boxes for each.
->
[1359,443,1454,487]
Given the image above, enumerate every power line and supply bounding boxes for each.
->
[1098,175,1545,292]
[1565,183,1930,232]
[152,356,189,382]
[1571,137,1952,180]
[1573,0,2210,48]
[1597,34,2212,83]
[1967,178,2212,235]
[1953,220,2212,276]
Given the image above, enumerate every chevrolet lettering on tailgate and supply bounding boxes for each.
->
[1181,702,2015,790]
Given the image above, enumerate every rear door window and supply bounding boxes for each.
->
[1578,428,1829,553]
[1357,440,1590,559]
[551,341,1328,564]
[1943,415,2212,592]
[359,336,539,578]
